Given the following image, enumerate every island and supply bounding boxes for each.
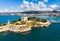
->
[0,16,51,33]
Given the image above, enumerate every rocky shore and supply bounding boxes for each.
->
[0,17,51,33]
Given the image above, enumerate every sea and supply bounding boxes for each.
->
[0,15,60,41]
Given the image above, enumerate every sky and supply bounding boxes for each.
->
[0,0,60,12]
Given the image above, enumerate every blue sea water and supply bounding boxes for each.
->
[0,15,21,24]
[0,15,60,24]
[35,16,60,21]
[0,15,60,41]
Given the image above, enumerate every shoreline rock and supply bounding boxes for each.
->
[0,17,51,34]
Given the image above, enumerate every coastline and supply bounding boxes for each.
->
[0,17,51,33]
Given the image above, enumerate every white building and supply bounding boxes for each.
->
[21,17,28,21]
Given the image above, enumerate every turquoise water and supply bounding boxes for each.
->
[0,15,60,41]
[0,23,60,41]
[35,16,60,21]
[0,15,21,24]
[0,15,60,24]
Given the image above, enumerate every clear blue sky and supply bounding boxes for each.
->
[0,0,21,10]
[0,0,60,12]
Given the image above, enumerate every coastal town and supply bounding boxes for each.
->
[0,16,51,33]
[0,11,60,17]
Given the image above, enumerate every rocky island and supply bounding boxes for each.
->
[0,17,51,33]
